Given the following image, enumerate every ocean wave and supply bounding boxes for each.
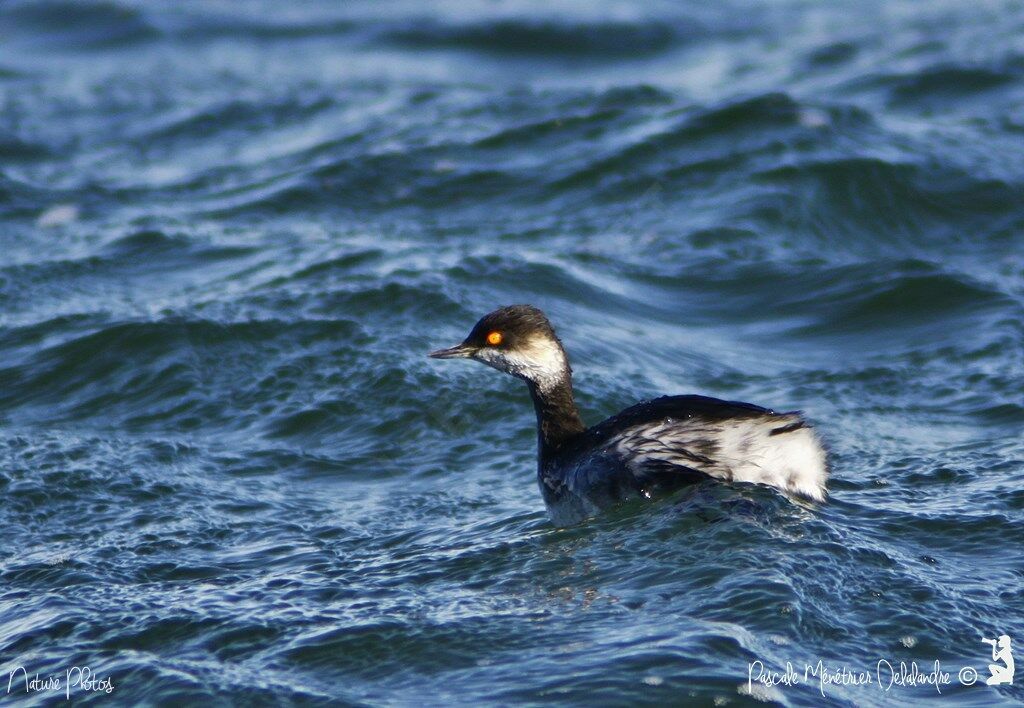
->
[754,156,1024,248]
[0,230,259,319]
[382,17,689,57]
[546,93,871,194]
[885,62,1022,105]
[0,0,159,49]
[0,317,361,428]
[100,229,257,262]
[136,95,337,149]
[0,132,51,161]
[160,14,357,42]
[794,272,1011,335]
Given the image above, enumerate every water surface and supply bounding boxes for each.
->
[1,0,1023,704]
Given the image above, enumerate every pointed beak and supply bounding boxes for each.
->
[428,343,477,359]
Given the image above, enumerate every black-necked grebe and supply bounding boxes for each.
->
[430,305,828,525]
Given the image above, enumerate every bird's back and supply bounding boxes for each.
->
[540,395,828,523]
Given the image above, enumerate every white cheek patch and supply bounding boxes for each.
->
[474,348,505,370]
[475,336,568,390]
[518,336,568,386]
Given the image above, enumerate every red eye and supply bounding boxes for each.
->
[486,331,502,346]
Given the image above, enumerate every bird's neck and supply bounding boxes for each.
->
[527,372,586,461]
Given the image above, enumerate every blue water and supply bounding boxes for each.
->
[1,0,1023,705]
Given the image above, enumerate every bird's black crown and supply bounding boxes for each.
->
[462,304,558,350]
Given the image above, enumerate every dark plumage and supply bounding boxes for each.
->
[430,305,828,525]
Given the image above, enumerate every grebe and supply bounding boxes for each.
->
[429,305,828,525]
